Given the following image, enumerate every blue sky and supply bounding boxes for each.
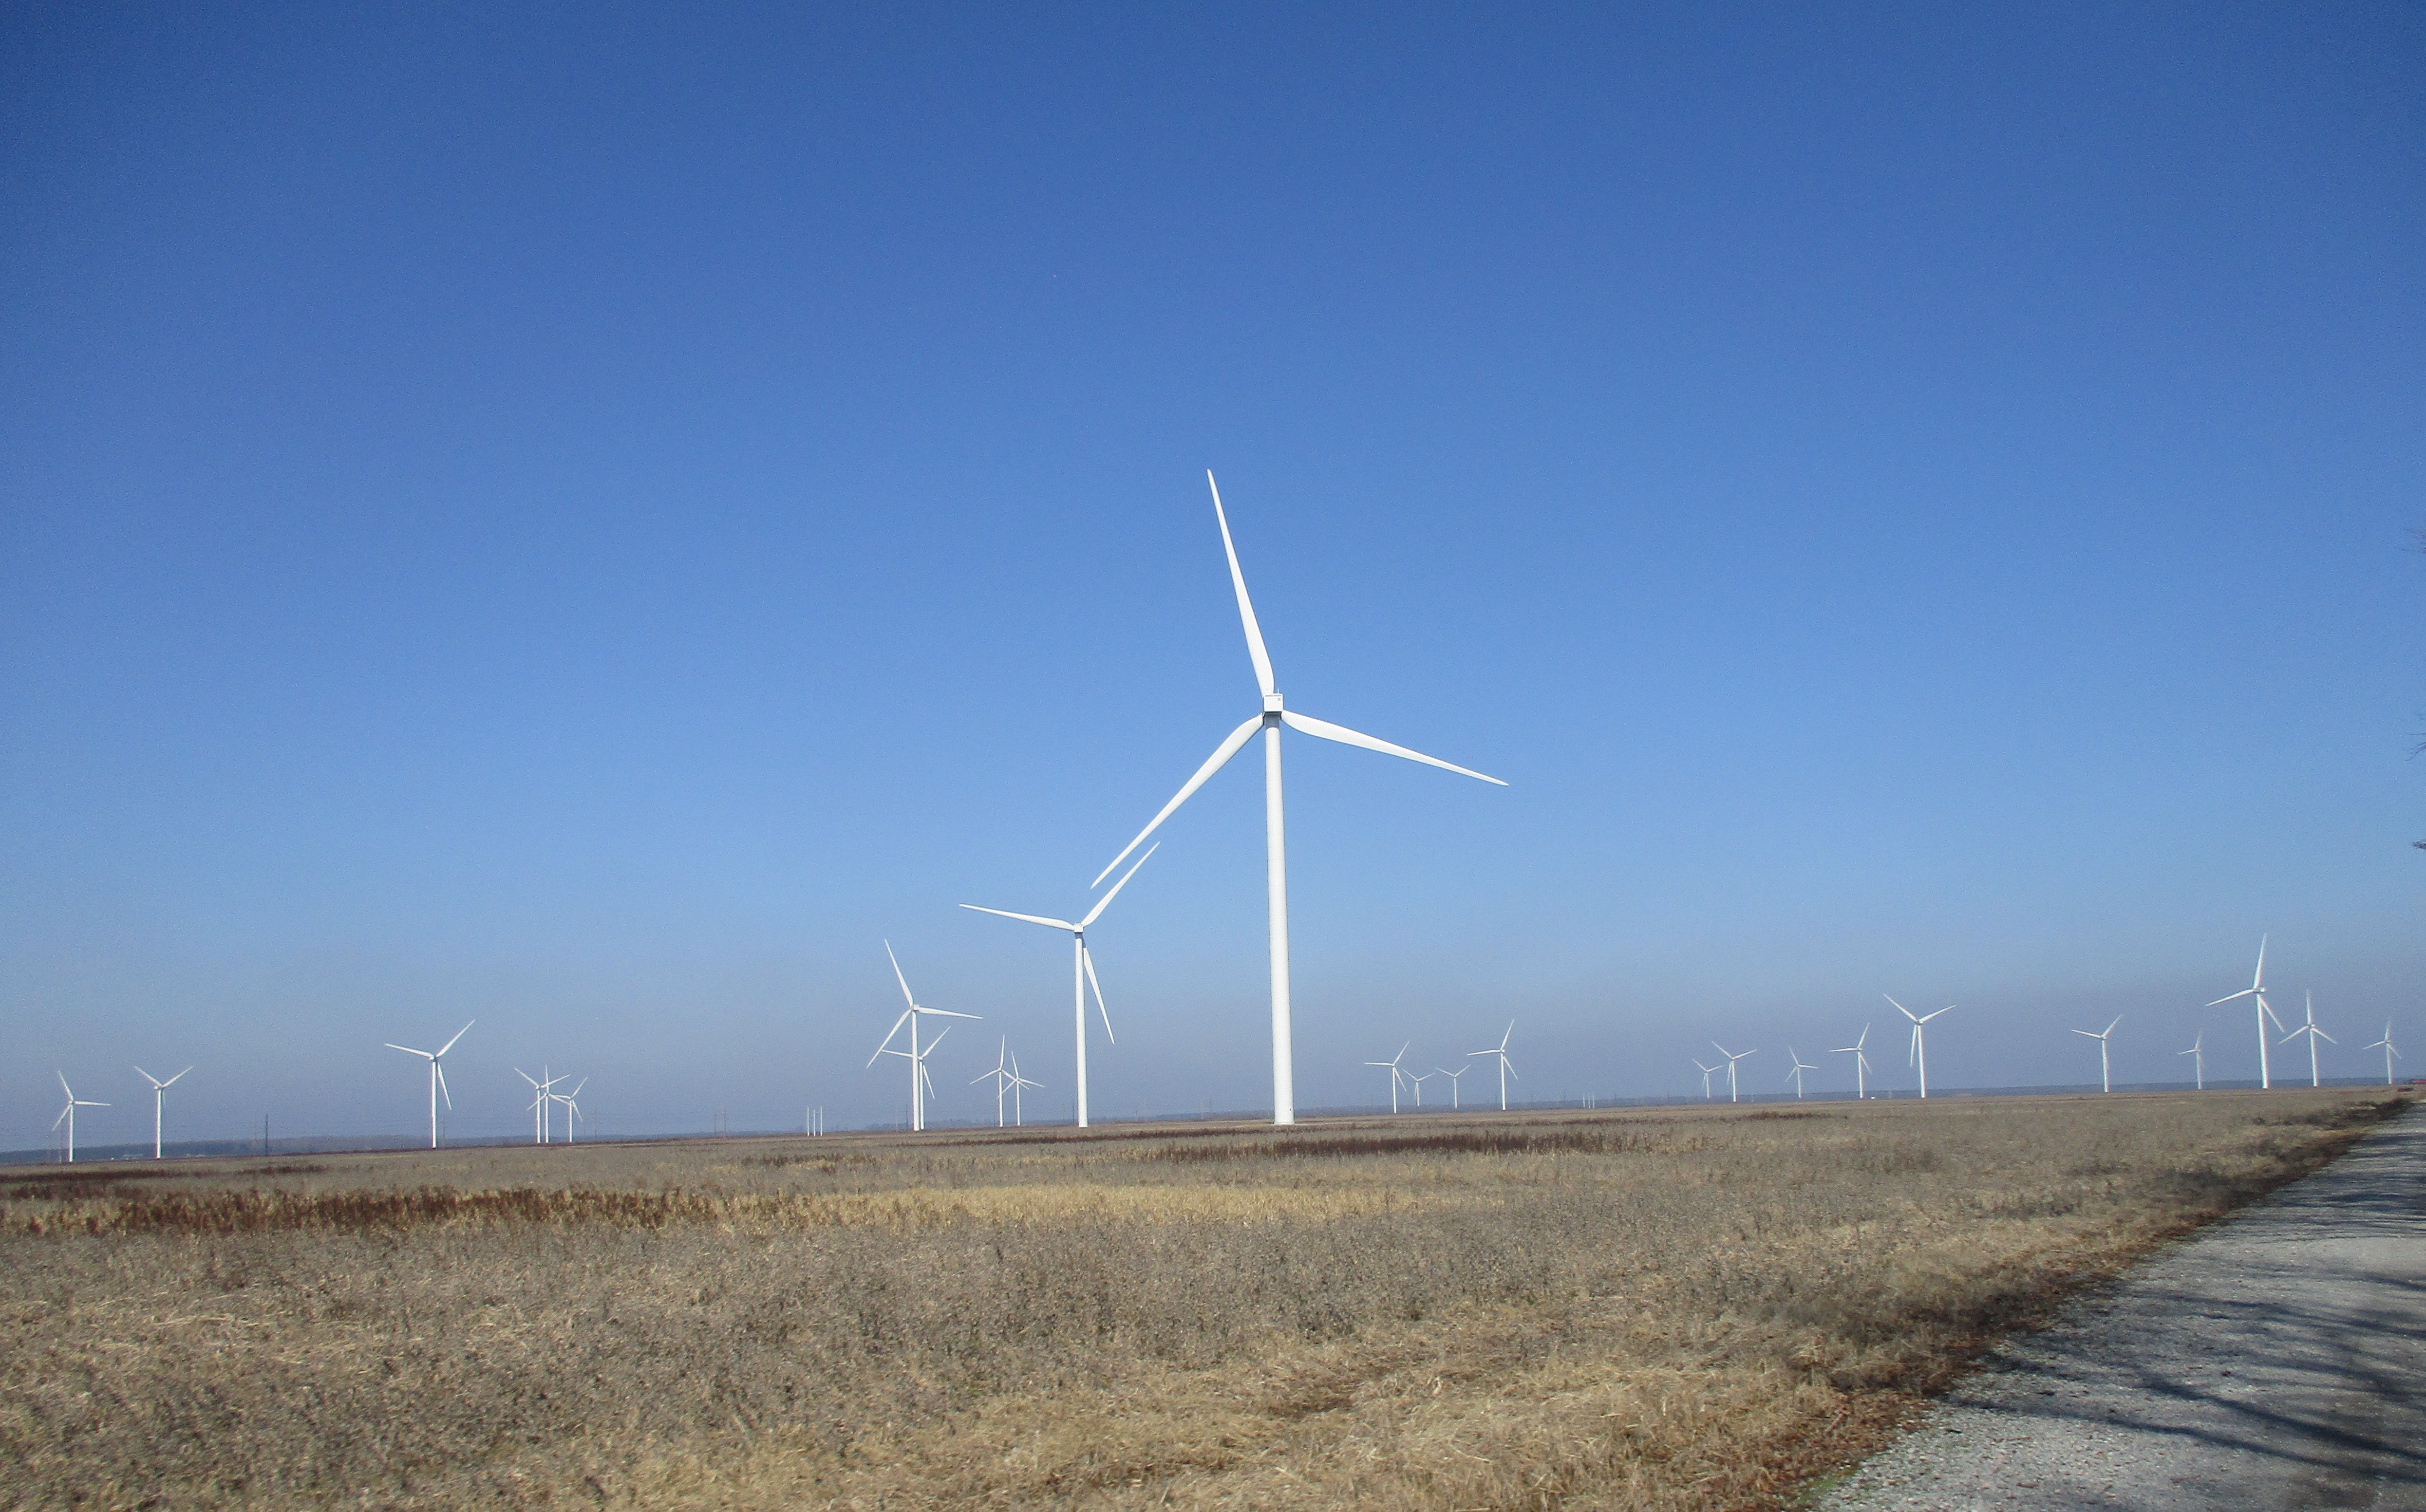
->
[3,4,2421,1145]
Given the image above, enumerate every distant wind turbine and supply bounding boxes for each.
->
[52,1074,108,1163]
[960,844,1158,1129]
[2279,990,2333,1089]
[1364,1043,1412,1113]
[1785,1048,1817,1100]
[1468,1022,1518,1110]
[1693,1058,1720,1101]
[1409,1070,1434,1108]
[1009,1050,1041,1127]
[552,1078,587,1142]
[866,942,978,1132]
[1090,474,1506,1125]
[385,1021,473,1149]
[2206,936,2284,1089]
[133,1065,191,1160]
[1832,1025,1873,1099]
[1437,1064,1468,1109]
[2365,1021,2399,1086]
[516,1066,564,1144]
[1886,997,1951,1098]
[2072,1017,2121,1094]
[973,1038,1023,1129]
[1712,1042,1757,1103]
[2180,1029,2207,1090]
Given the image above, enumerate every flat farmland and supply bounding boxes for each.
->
[0,1088,2407,1511]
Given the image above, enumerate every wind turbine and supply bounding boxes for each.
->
[1409,1069,1434,1108]
[1091,474,1506,1124]
[551,1078,587,1142]
[2206,937,2284,1089]
[2180,1029,2207,1090]
[516,1067,564,1144]
[385,1021,473,1149]
[1785,1048,1817,1100]
[960,844,1157,1129]
[2279,990,2333,1089]
[1009,1050,1042,1127]
[866,942,978,1132]
[2365,1021,2399,1085]
[2072,1017,2121,1094]
[133,1065,191,1160]
[1712,1043,1756,1103]
[1886,997,1951,1099]
[1832,1025,1873,1099]
[1692,1059,1720,1100]
[1468,1022,1518,1111]
[973,1038,1022,1128]
[1437,1064,1468,1109]
[1364,1043,1411,1113]
[52,1074,109,1163]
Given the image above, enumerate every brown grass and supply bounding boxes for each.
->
[0,1087,2406,1511]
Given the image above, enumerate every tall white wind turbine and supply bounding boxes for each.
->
[2206,937,2283,1089]
[133,1065,191,1160]
[552,1078,587,1142]
[1091,474,1506,1125]
[2180,1030,2207,1090]
[1832,1025,1873,1099]
[1437,1064,1468,1109]
[1785,1048,1817,1100]
[2280,990,2333,1089]
[1364,1043,1412,1114]
[866,942,978,1132]
[1712,1042,1756,1103]
[516,1066,564,1144]
[961,845,1157,1129]
[1692,1059,1720,1100]
[2365,1021,2399,1085]
[1468,1022,1518,1111]
[2072,1017,2122,1094]
[1009,1050,1042,1127]
[385,1021,472,1149]
[52,1074,109,1163]
[1886,997,1951,1099]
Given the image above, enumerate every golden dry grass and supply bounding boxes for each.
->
[0,1087,2407,1511]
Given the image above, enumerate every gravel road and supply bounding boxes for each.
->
[1816,1101,2425,1512]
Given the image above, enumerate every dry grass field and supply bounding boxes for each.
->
[0,1087,2408,1511]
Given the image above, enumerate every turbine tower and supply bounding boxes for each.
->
[1785,1048,1817,1100]
[1091,474,1506,1124]
[2072,1017,2121,1094]
[52,1074,109,1163]
[961,845,1157,1128]
[1364,1043,1411,1113]
[1712,1042,1756,1103]
[384,1021,473,1149]
[866,942,978,1132]
[1468,1022,1518,1111]
[2206,937,2283,1089]
[2180,1030,2207,1090]
[1832,1025,1873,1099]
[2365,1021,2400,1085]
[133,1065,191,1160]
[1437,1064,1468,1109]
[2279,990,2333,1088]
[1886,997,1952,1099]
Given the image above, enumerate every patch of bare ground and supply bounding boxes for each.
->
[0,1088,2406,1511]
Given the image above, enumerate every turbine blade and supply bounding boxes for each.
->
[1078,842,1159,928]
[165,1067,190,1086]
[1208,472,1276,698]
[868,1008,913,1065]
[385,1044,432,1058]
[1886,995,1919,1022]
[435,1062,451,1110]
[960,904,1075,931]
[1082,942,1113,1044]
[916,1006,982,1021]
[884,941,917,1009]
[436,1020,474,1057]
[1091,714,1263,886]
[517,1068,540,1088]
[1279,709,1505,785]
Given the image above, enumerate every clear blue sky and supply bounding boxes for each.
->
[4,4,2421,1144]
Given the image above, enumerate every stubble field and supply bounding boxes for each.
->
[0,1087,2407,1511]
